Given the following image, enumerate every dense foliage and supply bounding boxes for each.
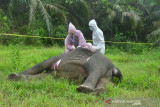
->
[0,0,160,46]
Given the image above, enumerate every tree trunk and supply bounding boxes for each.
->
[134,30,138,41]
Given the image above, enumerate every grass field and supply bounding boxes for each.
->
[0,44,160,107]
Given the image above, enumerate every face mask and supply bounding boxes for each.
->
[70,32,75,36]
[89,27,94,31]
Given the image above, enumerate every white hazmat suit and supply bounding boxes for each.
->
[89,19,105,54]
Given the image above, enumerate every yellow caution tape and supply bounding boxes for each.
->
[0,33,65,39]
[0,33,153,45]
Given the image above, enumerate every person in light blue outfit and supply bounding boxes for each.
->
[89,19,105,54]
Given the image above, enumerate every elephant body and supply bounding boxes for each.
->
[9,47,122,94]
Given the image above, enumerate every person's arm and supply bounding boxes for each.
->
[65,35,72,52]
[77,30,86,47]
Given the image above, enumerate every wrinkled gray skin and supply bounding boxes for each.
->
[9,47,122,94]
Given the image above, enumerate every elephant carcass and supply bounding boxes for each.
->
[8,47,122,94]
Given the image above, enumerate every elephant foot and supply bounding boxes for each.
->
[77,85,94,93]
[8,73,25,81]
[95,88,108,96]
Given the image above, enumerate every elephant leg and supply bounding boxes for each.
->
[77,70,101,93]
[77,53,104,93]
[9,73,50,81]
[9,54,64,80]
[95,78,109,95]
[20,54,63,75]
[77,52,112,93]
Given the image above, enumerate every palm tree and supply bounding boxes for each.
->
[8,0,68,36]
[8,0,90,37]
[87,0,143,41]
[135,0,160,45]
[147,28,160,46]
[121,11,141,41]
[7,0,160,45]
[62,0,90,37]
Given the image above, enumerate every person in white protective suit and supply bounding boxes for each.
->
[89,19,105,54]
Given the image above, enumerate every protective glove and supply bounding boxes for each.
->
[91,46,97,53]
[70,45,75,50]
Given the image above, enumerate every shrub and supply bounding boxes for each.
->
[0,9,10,33]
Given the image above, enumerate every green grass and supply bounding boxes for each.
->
[0,45,160,107]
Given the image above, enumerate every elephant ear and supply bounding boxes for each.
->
[112,67,123,82]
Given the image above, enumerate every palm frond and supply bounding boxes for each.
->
[113,5,122,12]
[137,2,151,15]
[100,9,116,31]
[18,0,28,4]
[29,0,37,26]
[37,0,53,36]
[53,3,68,11]
[68,13,79,27]
[77,0,90,19]
[8,0,29,16]
[137,0,155,5]
[121,11,141,29]
[152,21,160,28]
[8,0,15,15]
[147,28,160,45]
[150,10,160,20]
[101,19,113,31]
[107,9,116,20]
[45,4,68,26]
[108,0,121,5]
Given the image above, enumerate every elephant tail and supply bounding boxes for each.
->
[112,67,123,82]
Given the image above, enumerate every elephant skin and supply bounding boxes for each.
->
[8,47,122,94]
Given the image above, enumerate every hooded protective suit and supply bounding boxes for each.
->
[89,19,105,54]
[65,22,86,53]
